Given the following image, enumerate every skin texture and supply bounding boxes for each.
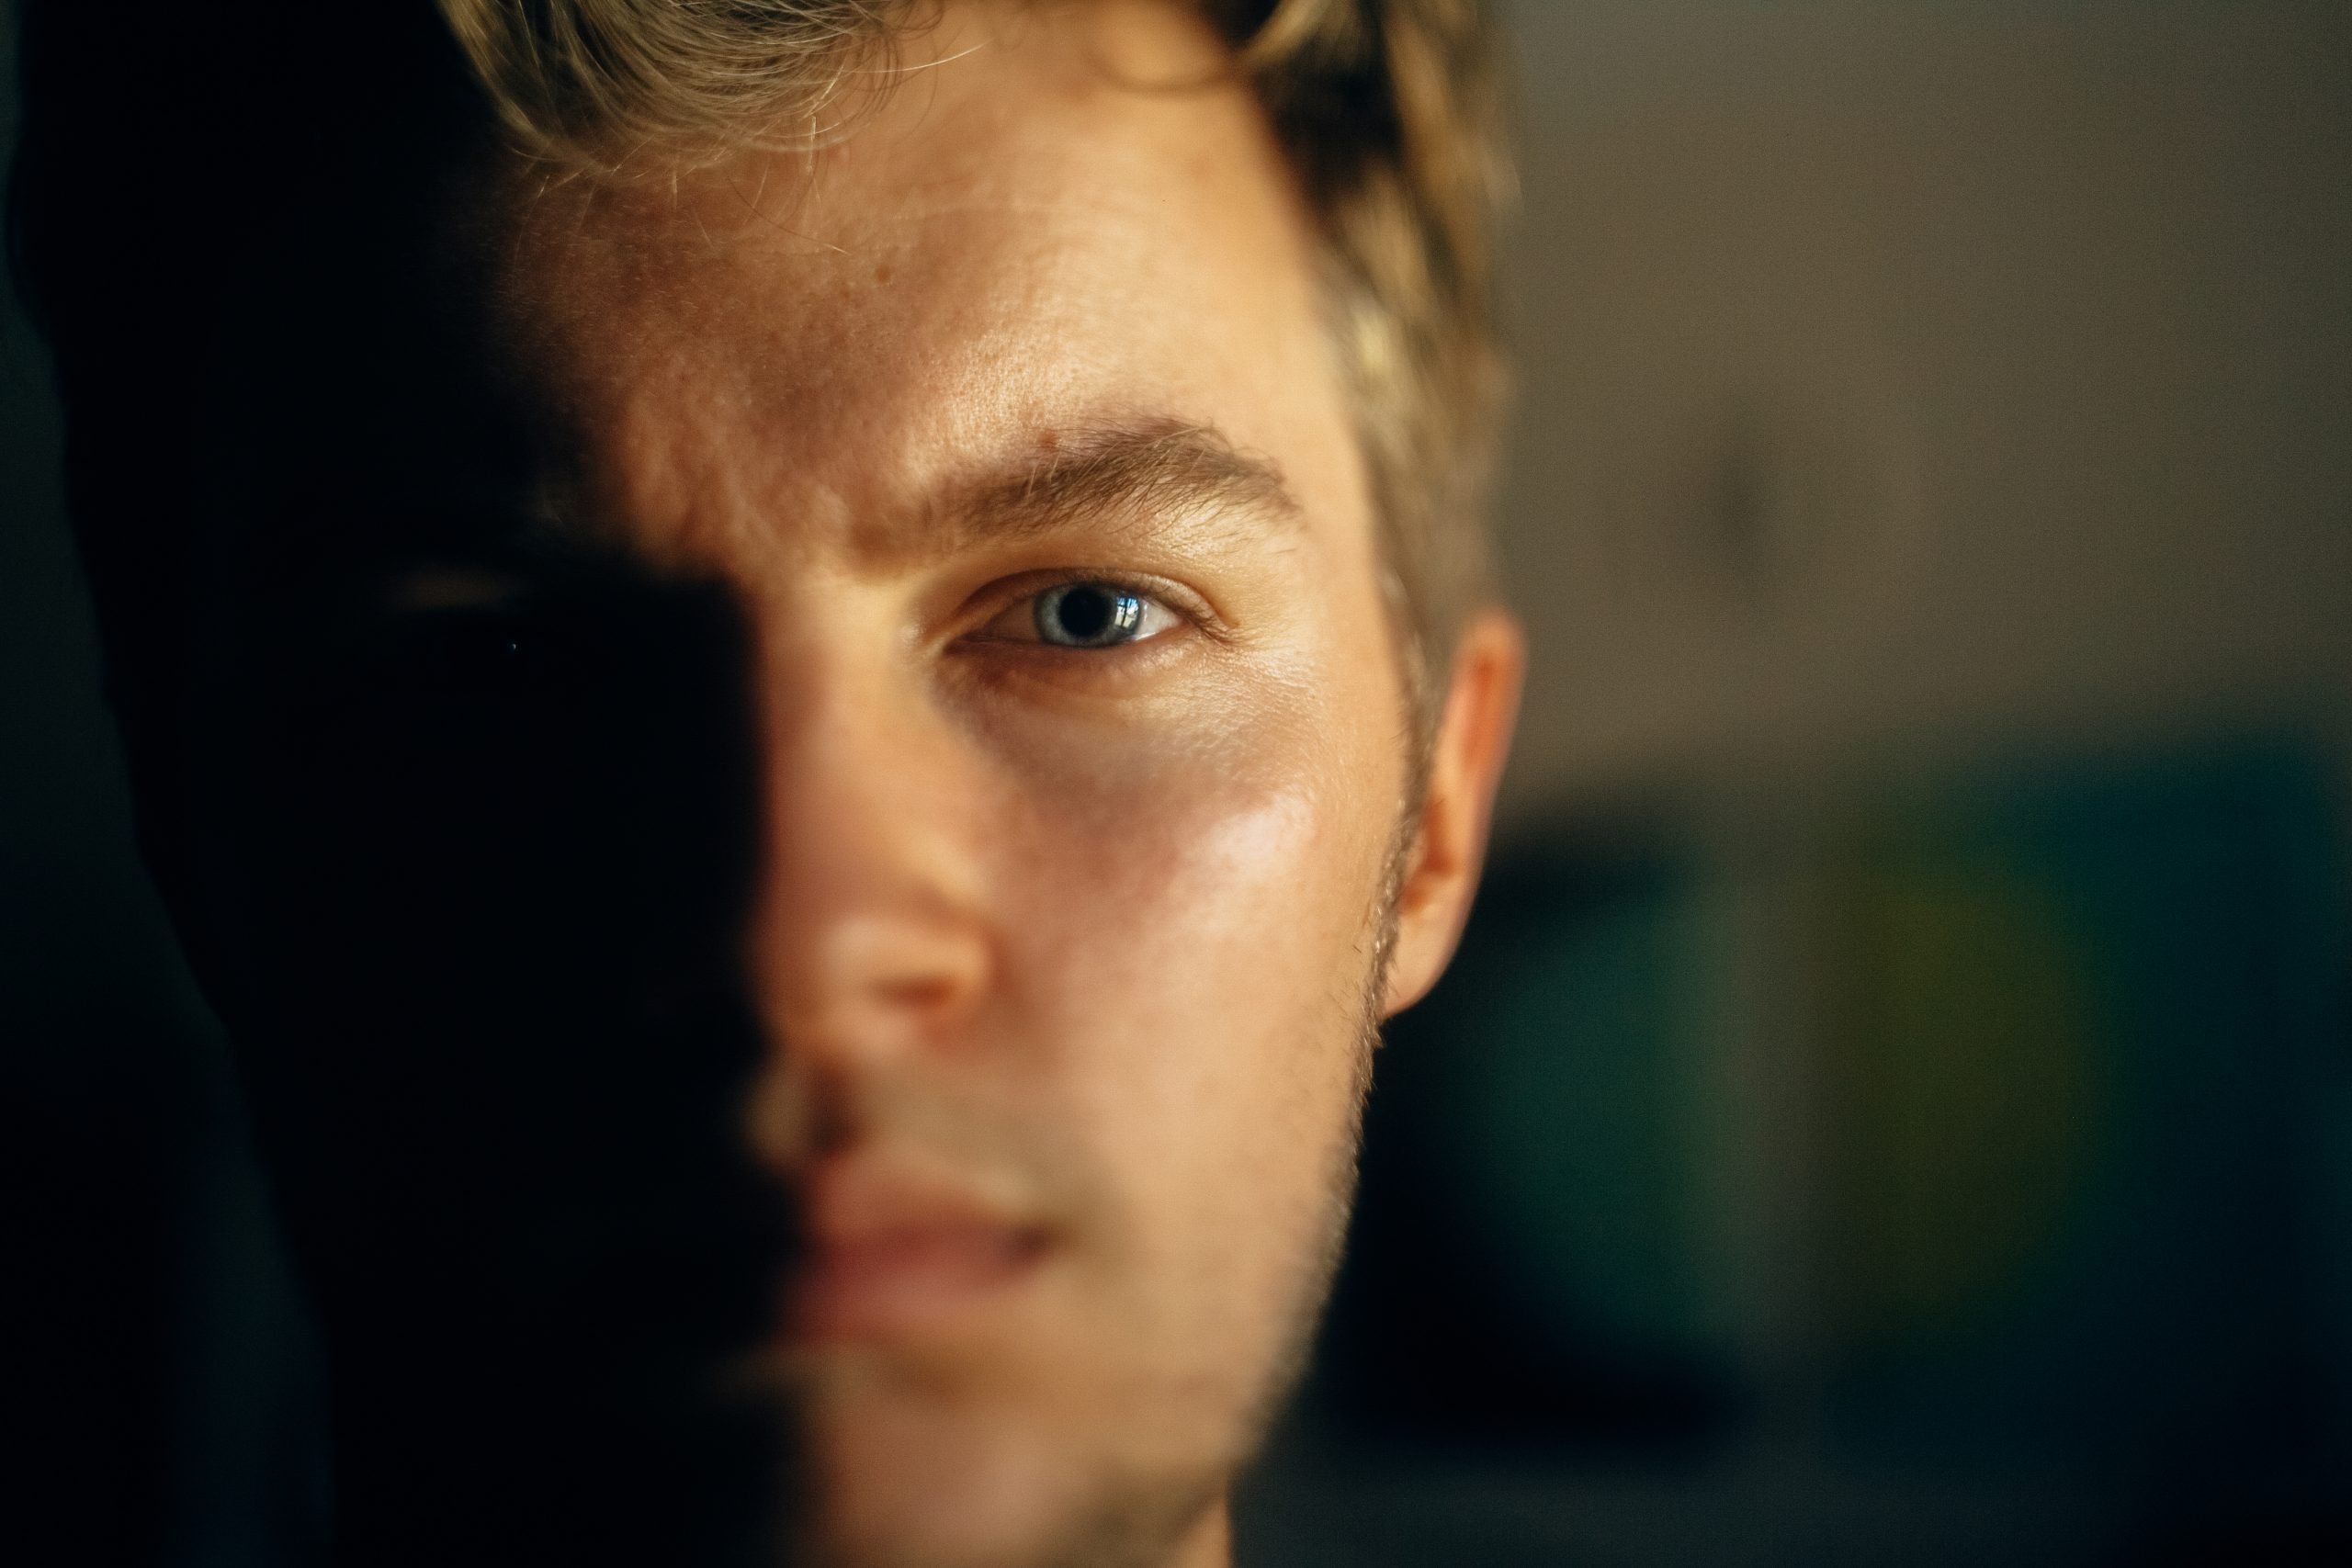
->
[178,3,1520,1565]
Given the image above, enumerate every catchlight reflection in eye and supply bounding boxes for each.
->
[1035,581,1148,648]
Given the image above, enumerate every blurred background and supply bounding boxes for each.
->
[5,3,2347,1564]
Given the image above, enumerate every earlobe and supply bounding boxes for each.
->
[1381,606,1525,1018]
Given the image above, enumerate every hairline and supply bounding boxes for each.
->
[453,5,1471,740]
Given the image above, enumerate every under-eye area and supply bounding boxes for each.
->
[274,557,742,758]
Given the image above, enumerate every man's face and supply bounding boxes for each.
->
[187,4,1498,1566]
[503,7,1410,1559]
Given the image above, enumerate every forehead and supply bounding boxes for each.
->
[461,2,1349,570]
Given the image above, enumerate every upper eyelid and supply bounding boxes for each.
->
[373,563,1227,646]
[987,570,1220,628]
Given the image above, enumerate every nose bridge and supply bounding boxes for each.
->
[746,608,990,1066]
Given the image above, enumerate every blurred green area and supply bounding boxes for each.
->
[1277,740,2349,1566]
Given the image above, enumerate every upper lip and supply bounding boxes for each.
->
[777,1151,1056,1344]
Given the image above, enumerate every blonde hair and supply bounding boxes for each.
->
[435,0,1510,724]
[9,0,1504,756]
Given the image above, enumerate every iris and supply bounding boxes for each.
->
[1034,582,1146,648]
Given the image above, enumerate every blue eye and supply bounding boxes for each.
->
[1034,581,1146,648]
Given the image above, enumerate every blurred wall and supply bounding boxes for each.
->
[1245,8,2352,1567]
[1491,0,2351,818]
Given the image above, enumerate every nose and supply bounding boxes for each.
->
[741,635,993,1164]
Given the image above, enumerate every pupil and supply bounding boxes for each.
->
[1052,585,1115,642]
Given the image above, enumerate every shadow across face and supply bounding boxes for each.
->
[216,552,796,1567]
[124,8,1426,1562]
[100,41,821,1551]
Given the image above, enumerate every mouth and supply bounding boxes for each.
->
[784,1156,1056,1345]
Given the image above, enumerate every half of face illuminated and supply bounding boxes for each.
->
[195,4,1498,1567]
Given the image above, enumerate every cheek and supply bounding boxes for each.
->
[982,668,1385,1063]
[975,675,1392,1303]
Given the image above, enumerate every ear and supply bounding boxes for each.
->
[1381,606,1526,1018]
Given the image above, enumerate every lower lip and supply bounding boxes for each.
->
[786,1226,1049,1343]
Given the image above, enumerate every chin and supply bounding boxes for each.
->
[788,1356,1230,1568]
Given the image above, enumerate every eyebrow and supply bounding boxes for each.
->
[339,419,1305,588]
[930,418,1303,556]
